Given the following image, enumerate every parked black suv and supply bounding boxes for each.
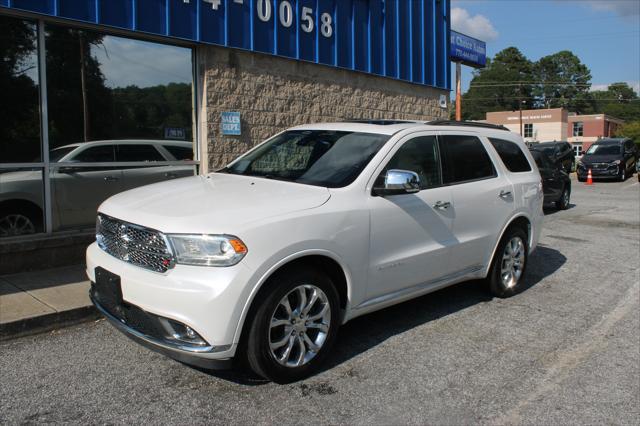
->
[577,138,637,182]
[529,141,575,173]
[530,150,571,210]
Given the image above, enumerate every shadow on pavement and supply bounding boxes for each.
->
[200,245,566,385]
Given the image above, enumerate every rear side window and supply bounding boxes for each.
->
[116,145,165,162]
[489,138,532,173]
[439,135,497,184]
[164,145,194,160]
[71,145,115,162]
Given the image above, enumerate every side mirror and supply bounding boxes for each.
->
[373,169,421,196]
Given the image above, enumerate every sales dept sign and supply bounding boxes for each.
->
[221,112,241,135]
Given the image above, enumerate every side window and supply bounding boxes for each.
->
[164,145,194,160]
[489,138,532,173]
[439,135,497,184]
[116,145,165,162]
[71,145,115,162]
[380,136,442,190]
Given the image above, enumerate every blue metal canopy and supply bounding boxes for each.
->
[1,0,451,90]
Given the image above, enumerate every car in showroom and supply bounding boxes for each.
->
[576,138,637,182]
[529,141,575,173]
[0,140,194,237]
[528,150,571,210]
[87,121,544,383]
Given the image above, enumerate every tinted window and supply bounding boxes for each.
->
[381,136,442,189]
[116,145,164,162]
[71,145,115,162]
[530,151,551,169]
[489,138,532,173]
[221,131,389,188]
[49,146,76,162]
[164,145,194,160]
[439,135,497,184]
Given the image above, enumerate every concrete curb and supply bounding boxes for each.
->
[0,306,100,342]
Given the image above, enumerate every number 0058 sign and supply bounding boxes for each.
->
[0,0,451,89]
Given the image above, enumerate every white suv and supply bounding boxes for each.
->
[87,121,544,382]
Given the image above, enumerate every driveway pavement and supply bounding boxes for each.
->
[1,177,638,425]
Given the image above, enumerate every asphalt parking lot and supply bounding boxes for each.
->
[1,176,638,425]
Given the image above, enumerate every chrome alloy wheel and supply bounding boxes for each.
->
[269,285,331,368]
[0,214,36,237]
[562,189,570,206]
[501,236,525,289]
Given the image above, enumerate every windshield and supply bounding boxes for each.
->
[49,146,76,162]
[585,144,622,156]
[219,130,390,188]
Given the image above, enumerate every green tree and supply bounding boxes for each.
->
[533,51,591,112]
[615,121,640,145]
[588,82,640,122]
[459,47,534,120]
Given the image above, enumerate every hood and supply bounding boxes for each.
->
[580,154,621,164]
[98,173,331,234]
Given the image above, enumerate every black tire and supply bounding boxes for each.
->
[619,167,626,182]
[555,186,570,210]
[577,177,585,183]
[245,265,340,383]
[486,227,529,298]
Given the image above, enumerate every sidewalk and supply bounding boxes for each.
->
[0,265,98,340]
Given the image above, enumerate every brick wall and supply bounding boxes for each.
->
[197,45,448,171]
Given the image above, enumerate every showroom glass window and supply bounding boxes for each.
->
[45,25,196,231]
[0,16,45,238]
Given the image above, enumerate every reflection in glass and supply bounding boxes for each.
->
[0,16,41,163]
[45,25,194,149]
[44,26,196,231]
[0,168,44,237]
[50,141,196,231]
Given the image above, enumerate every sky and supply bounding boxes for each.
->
[451,0,640,96]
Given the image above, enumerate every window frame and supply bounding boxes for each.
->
[523,123,533,138]
[488,137,533,174]
[437,133,499,186]
[374,134,444,192]
[573,122,584,137]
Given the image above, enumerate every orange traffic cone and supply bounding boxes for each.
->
[586,168,593,185]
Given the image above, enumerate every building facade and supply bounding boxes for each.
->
[486,108,624,153]
[0,1,451,271]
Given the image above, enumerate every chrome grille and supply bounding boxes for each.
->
[96,214,175,273]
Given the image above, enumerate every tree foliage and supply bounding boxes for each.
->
[615,121,640,145]
[459,47,639,122]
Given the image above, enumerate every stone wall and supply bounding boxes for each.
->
[198,45,449,171]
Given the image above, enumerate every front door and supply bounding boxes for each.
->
[367,134,456,302]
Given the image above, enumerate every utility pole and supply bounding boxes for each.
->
[455,62,462,121]
[79,33,90,142]
[518,83,523,136]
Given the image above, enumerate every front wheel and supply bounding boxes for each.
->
[245,266,340,383]
[487,227,529,298]
[619,167,626,182]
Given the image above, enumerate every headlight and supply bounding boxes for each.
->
[167,234,248,267]
[612,160,621,165]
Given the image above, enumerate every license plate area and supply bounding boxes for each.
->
[93,267,123,317]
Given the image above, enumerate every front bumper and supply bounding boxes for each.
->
[577,165,619,178]
[86,242,256,363]
[91,292,233,369]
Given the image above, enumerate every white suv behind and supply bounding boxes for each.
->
[87,121,543,382]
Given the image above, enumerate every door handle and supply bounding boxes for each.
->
[164,172,179,179]
[433,201,451,210]
[499,190,512,198]
[104,175,119,182]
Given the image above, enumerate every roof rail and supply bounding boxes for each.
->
[427,120,510,131]
[342,119,425,125]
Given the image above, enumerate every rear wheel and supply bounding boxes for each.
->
[245,266,340,383]
[487,227,528,298]
[555,186,570,210]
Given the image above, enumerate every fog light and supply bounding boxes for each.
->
[159,318,209,347]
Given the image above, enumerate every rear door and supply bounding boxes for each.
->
[439,132,514,274]
[117,144,172,191]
